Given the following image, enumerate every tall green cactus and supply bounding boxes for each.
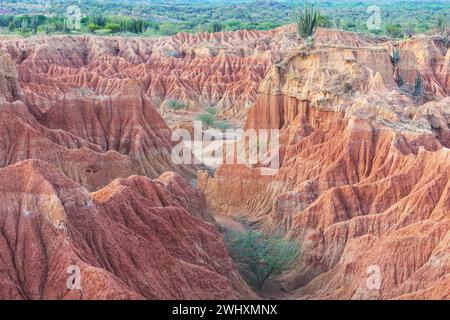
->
[391,48,400,66]
[414,71,422,97]
[295,0,321,42]
[437,15,446,37]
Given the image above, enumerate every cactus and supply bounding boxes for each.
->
[395,74,404,87]
[414,71,422,97]
[295,0,321,43]
[391,48,400,66]
[437,15,446,37]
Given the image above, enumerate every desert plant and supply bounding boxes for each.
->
[437,15,446,37]
[334,17,341,30]
[8,20,14,32]
[395,73,404,87]
[197,108,217,126]
[31,16,38,35]
[226,229,299,290]
[437,15,449,47]
[391,48,401,66]
[20,19,28,34]
[414,71,422,97]
[295,0,321,44]
[209,21,223,33]
[343,82,354,94]
[385,23,404,38]
[217,120,231,130]
[163,50,179,58]
[318,14,332,28]
[166,99,187,110]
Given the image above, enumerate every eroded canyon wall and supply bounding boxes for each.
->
[199,33,450,299]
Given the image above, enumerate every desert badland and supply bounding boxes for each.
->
[0,1,449,301]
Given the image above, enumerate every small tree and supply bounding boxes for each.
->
[226,229,299,290]
[197,108,217,127]
[31,16,38,35]
[414,71,422,97]
[295,0,321,45]
[20,19,28,34]
[105,22,121,33]
[437,15,446,38]
[437,15,449,46]
[209,22,223,33]
[334,17,341,30]
[87,23,98,33]
[385,23,404,38]
[8,20,14,32]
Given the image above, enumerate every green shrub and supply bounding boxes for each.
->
[105,22,121,33]
[95,29,113,35]
[217,120,231,130]
[226,229,299,290]
[197,107,217,126]
[88,23,99,33]
[167,99,187,110]
[385,23,404,38]
[8,21,14,32]
[318,14,332,28]
[437,15,446,37]
[208,22,223,33]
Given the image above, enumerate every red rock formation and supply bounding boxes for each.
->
[0,48,198,191]
[0,27,449,300]
[0,33,274,124]
[199,32,450,300]
[0,32,266,300]
[0,160,253,299]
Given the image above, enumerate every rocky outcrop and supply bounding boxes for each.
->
[0,49,199,191]
[0,33,275,125]
[0,33,263,300]
[0,160,253,299]
[0,49,24,102]
[0,27,448,300]
[199,31,450,300]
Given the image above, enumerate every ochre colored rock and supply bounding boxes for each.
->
[199,31,450,300]
[0,27,449,300]
[0,160,253,299]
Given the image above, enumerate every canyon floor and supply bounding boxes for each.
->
[0,26,449,299]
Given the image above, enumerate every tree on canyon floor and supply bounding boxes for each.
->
[226,229,299,290]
